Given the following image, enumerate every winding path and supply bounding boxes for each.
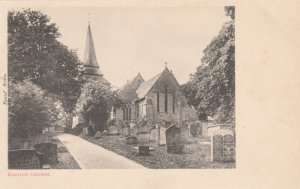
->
[56,133,144,169]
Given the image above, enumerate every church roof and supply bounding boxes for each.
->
[83,24,103,76]
[118,73,144,102]
[136,72,162,99]
[118,66,179,102]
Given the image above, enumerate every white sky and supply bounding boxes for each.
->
[36,7,229,87]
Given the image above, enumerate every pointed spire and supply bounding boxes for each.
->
[83,22,103,75]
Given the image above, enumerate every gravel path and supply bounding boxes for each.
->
[56,133,145,169]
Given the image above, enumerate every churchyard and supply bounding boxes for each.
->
[80,122,235,169]
[8,132,80,169]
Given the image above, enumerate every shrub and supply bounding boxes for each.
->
[8,80,57,139]
[76,82,119,134]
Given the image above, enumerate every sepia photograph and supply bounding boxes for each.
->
[7,6,235,169]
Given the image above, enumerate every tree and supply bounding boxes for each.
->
[76,82,120,134]
[8,9,60,82]
[8,81,57,139]
[8,9,84,130]
[182,7,235,123]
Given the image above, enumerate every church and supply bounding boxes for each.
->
[80,23,198,130]
[111,66,198,130]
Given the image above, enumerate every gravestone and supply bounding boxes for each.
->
[138,126,148,133]
[159,126,167,145]
[149,127,157,143]
[223,134,235,162]
[108,126,119,135]
[126,136,137,145]
[131,126,138,137]
[83,127,89,135]
[8,149,42,169]
[137,132,150,144]
[138,145,150,156]
[94,131,102,139]
[122,125,130,137]
[189,121,200,137]
[211,134,224,162]
[166,125,183,154]
[34,143,58,164]
[180,126,189,143]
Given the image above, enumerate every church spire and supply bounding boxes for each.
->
[83,22,103,76]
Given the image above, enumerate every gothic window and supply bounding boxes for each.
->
[129,107,131,120]
[173,93,176,113]
[122,108,125,120]
[165,86,168,113]
[136,105,139,119]
[157,91,160,113]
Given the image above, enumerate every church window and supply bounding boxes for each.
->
[165,86,168,113]
[173,93,176,113]
[157,91,160,113]
[122,108,125,120]
[129,107,131,120]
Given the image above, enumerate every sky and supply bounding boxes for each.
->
[36,7,229,88]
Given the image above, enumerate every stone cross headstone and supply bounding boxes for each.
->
[166,125,183,154]
[126,136,137,145]
[137,132,150,144]
[159,126,167,145]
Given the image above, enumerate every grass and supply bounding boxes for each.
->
[50,138,81,169]
[80,134,235,169]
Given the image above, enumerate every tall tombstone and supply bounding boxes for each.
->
[179,125,189,143]
[34,143,58,164]
[166,125,183,154]
[83,127,89,135]
[122,125,130,137]
[149,126,157,143]
[159,126,167,145]
[211,134,224,162]
[131,126,138,137]
[223,134,235,162]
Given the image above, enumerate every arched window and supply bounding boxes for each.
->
[129,107,131,120]
[165,86,168,113]
[157,91,160,113]
[122,108,125,120]
[173,93,176,113]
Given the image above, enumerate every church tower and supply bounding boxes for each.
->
[83,23,110,85]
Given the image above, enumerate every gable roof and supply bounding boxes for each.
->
[136,72,162,99]
[118,67,180,103]
[118,73,144,102]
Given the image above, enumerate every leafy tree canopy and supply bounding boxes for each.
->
[8,81,58,139]
[182,7,235,123]
[8,9,84,114]
[76,82,120,134]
